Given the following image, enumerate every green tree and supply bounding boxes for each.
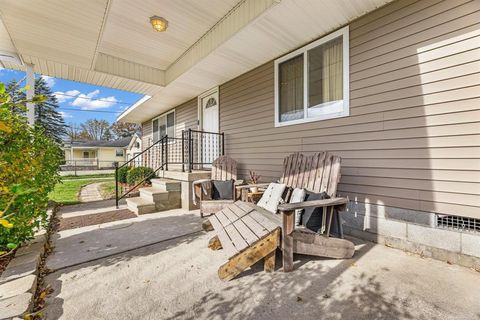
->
[5,77,67,143]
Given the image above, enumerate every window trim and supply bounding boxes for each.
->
[274,26,349,127]
[151,109,176,142]
[115,149,125,157]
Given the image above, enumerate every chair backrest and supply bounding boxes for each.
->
[211,155,237,181]
[279,152,341,197]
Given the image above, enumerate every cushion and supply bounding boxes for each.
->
[280,187,293,204]
[257,183,287,213]
[302,191,330,232]
[289,188,307,226]
[211,180,234,200]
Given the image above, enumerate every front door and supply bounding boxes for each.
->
[200,88,219,166]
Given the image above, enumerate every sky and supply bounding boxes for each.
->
[0,68,143,125]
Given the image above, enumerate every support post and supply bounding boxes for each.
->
[165,135,168,171]
[114,162,119,209]
[188,128,192,173]
[25,64,35,126]
[181,130,185,172]
[221,132,225,156]
[282,210,295,272]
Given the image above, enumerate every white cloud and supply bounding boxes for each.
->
[54,90,80,103]
[70,89,118,110]
[41,75,56,88]
[59,111,72,118]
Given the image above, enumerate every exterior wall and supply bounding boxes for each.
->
[141,98,198,149]
[219,0,480,221]
[96,148,126,167]
[126,136,142,160]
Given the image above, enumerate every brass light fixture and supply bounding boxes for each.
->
[150,16,168,32]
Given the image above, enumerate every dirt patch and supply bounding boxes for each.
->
[58,209,137,231]
[0,252,14,276]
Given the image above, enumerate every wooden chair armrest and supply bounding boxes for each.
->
[236,183,270,190]
[277,197,349,212]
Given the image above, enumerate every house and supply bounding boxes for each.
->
[126,133,143,163]
[62,137,131,169]
[0,0,478,268]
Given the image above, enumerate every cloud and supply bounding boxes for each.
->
[54,90,80,103]
[41,75,56,88]
[70,89,118,110]
[59,111,72,118]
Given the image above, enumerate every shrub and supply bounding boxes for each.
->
[0,83,62,254]
[117,165,130,184]
[126,167,155,185]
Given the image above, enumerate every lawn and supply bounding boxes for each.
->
[60,173,114,180]
[99,181,116,200]
[49,177,115,205]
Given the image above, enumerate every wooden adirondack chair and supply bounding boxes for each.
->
[204,152,354,281]
[195,155,238,217]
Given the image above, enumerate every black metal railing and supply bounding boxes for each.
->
[115,129,224,207]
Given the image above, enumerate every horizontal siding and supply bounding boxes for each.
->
[219,0,480,219]
[141,120,152,149]
[175,98,198,137]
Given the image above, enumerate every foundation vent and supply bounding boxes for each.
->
[436,214,479,233]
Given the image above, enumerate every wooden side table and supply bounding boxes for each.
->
[247,191,264,204]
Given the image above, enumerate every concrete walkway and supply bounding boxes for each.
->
[43,204,480,320]
[79,183,103,202]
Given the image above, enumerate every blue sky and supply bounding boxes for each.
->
[0,68,143,125]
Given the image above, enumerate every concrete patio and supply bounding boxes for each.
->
[40,201,480,320]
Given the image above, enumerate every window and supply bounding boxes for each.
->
[116,149,124,157]
[135,142,140,149]
[83,151,90,158]
[152,110,175,142]
[274,26,349,126]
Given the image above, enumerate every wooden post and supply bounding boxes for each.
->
[264,250,276,272]
[282,210,294,272]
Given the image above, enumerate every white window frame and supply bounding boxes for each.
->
[116,149,124,157]
[274,26,349,127]
[151,109,176,142]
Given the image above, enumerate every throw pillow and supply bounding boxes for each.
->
[289,188,307,226]
[302,191,330,232]
[257,183,287,213]
[212,180,234,200]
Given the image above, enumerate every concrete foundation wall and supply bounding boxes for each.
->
[342,202,480,269]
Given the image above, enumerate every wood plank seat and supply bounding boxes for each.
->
[208,201,281,281]
[205,152,355,281]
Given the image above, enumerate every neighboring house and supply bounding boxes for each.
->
[126,133,143,163]
[63,137,131,168]
[117,1,480,264]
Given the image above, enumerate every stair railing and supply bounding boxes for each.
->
[115,130,225,207]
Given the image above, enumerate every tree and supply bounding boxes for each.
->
[80,119,112,140]
[111,121,140,138]
[65,122,82,141]
[5,77,67,143]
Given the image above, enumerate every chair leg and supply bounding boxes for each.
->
[264,250,275,272]
[282,210,294,272]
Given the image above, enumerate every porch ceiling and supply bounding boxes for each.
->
[0,0,393,123]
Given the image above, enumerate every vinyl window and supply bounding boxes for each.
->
[274,26,349,127]
[152,110,175,142]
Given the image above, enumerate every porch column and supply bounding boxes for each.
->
[25,63,35,126]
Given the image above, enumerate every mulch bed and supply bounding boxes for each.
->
[0,252,14,276]
[58,209,137,231]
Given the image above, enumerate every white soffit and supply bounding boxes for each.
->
[120,0,394,123]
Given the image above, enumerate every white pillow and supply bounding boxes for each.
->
[290,188,306,226]
[257,183,286,213]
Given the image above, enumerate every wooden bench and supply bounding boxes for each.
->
[208,201,281,281]
[205,152,355,281]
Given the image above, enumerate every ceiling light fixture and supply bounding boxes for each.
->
[150,16,168,32]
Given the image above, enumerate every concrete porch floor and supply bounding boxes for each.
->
[43,202,480,320]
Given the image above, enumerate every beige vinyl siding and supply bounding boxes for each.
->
[220,0,480,218]
[141,98,198,149]
[175,98,198,137]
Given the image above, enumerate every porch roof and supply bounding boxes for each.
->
[0,0,392,124]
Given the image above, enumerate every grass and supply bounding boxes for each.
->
[49,177,115,205]
[99,181,116,200]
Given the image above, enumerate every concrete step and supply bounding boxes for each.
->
[139,187,169,203]
[126,197,156,215]
[151,179,181,192]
